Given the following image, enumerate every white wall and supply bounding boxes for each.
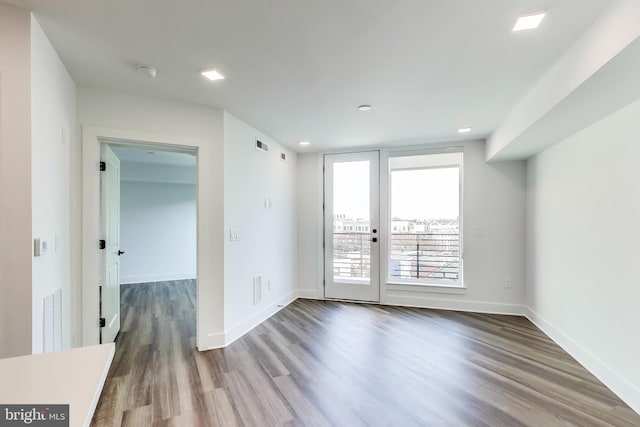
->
[223,112,297,344]
[30,16,76,354]
[120,177,196,284]
[0,5,32,358]
[77,88,225,349]
[297,140,527,314]
[526,99,640,413]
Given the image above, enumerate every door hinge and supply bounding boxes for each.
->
[99,161,106,171]
[99,317,106,328]
[99,239,106,249]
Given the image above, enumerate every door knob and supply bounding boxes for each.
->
[117,250,125,256]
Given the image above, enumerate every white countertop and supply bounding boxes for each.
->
[0,343,115,427]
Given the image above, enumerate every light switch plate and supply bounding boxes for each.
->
[34,238,48,256]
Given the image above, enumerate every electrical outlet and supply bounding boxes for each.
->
[504,278,512,289]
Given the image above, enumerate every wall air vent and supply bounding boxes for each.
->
[253,275,262,305]
[256,139,269,152]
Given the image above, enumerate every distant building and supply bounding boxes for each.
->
[333,214,370,233]
[333,215,459,282]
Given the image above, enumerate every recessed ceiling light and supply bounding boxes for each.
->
[299,141,311,146]
[513,12,546,32]
[201,69,225,81]
[458,127,472,134]
[358,105,372,112]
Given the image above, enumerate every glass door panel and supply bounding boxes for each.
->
[324,151,379,302]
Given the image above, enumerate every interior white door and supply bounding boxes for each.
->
[101,145,121,343]
[324,151,380,302]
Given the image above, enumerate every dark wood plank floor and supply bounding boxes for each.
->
[92,281,640,426]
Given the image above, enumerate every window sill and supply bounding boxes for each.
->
[386,282,467,295]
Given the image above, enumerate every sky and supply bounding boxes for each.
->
[391,167,459,220]
[332,161,459,221]
[333,161,370,219]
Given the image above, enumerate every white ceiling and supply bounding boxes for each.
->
[5,0,613,151]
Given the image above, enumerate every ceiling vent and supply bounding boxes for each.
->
[256,139,269,152]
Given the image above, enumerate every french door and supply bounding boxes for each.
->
[324,151,380,302]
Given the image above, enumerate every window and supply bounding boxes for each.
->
[388,151,462,286]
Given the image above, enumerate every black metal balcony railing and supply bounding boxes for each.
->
[390,233,459,281]
[333,233,371,279]
[331,232,460,281]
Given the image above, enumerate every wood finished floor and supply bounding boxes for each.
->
[91,280,640,427]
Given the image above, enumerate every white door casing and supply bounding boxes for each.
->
[83,126,213,350]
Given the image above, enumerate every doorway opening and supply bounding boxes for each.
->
[99,143,197,345]
[324,151,380,302]
[81,130,200,348]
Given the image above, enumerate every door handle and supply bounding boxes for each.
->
[117,250,125,256]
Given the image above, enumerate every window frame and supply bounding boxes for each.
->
[384,147,464,289]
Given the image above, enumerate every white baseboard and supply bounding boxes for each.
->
[192,292,297,351]
[198,332,226,351]
[525,307,640,415]
[382,294,525,316]
[120,273,196,284]
[297,288,322,299]
[223,291,297,347]
[299,288,525,315]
